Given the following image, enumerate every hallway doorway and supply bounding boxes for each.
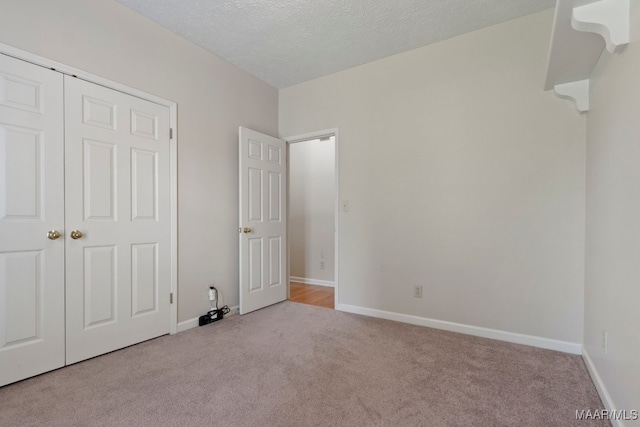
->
[286,132,338,309]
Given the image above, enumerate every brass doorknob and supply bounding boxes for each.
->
[243,227,252,234]
[47,229,61,240]
[70,230,83,240]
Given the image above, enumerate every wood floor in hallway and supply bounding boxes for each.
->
[289,282,334,309]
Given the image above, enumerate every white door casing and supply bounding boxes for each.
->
[239,127,287,314]
[64,76,172,364]
[0,53,65,386]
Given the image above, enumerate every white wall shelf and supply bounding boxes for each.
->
[545,0,630,113]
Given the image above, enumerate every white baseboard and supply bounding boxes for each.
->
[582,347,627,427]
[336,303,582,355]
[176,317,198,333]
[290,276,335,287]
[176,305,239,333]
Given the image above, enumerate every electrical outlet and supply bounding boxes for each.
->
[320,261,325,270]
[602,331,608,354]
[413,285,423,298]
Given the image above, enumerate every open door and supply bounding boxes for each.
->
[238,127,287,314]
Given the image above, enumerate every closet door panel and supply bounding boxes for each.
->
[0,53,65,387]
[64,76,171,364]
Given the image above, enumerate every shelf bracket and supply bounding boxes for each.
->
[553,79,590,113]
[571,0,630,54]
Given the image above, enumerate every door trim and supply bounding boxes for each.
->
[0,42,179,335]
[284,128,340,309]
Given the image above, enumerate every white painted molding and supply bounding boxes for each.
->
[571,0,630,54]
[169,104,178,335]
[582,348,625,427]
[177,318,199,333]
[336,304,582,354]
[290,276,335,287]
[283,128,339,143]
[553,79,590,113]
[176,305,239,333]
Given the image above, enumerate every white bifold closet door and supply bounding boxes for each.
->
[0,54,172,385]
[64,76,171,364]
[0,53,66,386]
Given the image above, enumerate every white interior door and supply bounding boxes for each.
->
[0,54,65,386]
[239,127,287,314]
[64,76,172,364]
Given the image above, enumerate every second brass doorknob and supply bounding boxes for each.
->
[243,227,252,233]
[70,230,83,239]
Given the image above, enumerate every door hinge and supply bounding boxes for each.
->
[169,128,173,139]
[170,293,174,304]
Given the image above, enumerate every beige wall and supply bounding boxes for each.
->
[584,2,640,413]
[289,138,335,283]
[0,0,278,322]
[280,10,586,344]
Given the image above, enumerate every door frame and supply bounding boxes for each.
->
[0,42,179,334]
[284,128,340,308]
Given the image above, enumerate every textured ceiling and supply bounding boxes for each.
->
[115,0,555,88]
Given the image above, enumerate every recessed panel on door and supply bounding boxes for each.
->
[83,246,116,329]
[83,96,116,130]
[0,250,42,347]
[249,238,263,292]
[268,237,282,288]
[268,145,281,165]
[83,139,116,221]
[131,148,157,221]
[0,72,42,113]
[248,139,262,160]
[268,171,281,222]
[248,168,263,222]
[131,110,158,140]
[131,243,158,316]
[0,125,42,220]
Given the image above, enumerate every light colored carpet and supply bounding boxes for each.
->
[0,301,607,426]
